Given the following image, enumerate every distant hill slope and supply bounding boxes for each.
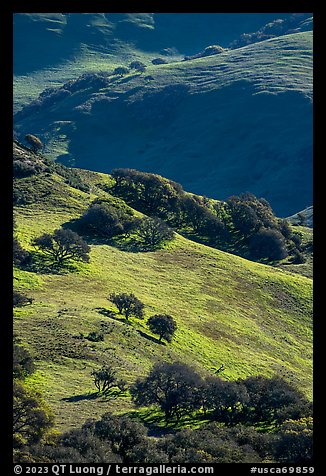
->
[13,143,312,431]
[287,206,313,227]
[13,13,311,111]
[14,31,313,217]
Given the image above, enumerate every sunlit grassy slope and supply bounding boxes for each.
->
[13,158,313,432]
[14,32,313,216]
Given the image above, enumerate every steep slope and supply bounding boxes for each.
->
[14,32,313,217]
[13,144,312,431]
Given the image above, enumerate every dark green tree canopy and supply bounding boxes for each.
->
[109,292,144,320]
[13,381,54,448]
[78,202,138,239]
[130,361,203,421]
[13,343,35,379]
[249,228,288,261]
[137,217,174,249]
[147,314,177,342]
[33,228,90,268]
[93,412,147,459]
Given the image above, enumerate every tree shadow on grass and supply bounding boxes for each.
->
[61,219,156,253]
[136,329,164,345]
[94,307,131,325]
[62,392,99,403]
[127,410,175,437]
[21,251,78,275]
[62,387,127,403]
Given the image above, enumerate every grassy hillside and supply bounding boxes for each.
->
[13,145,313,433]
[14,13,300,111]
[14,31,313,217]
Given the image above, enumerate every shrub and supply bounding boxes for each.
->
[202,45,225,56]
[13,290,33,307]
[58,428,120,462]
[151,58,168,65]
[86,331,104,342]
[278,219,293,239]
[291,232,303,250]
[291,249,306,264]
[128,61,146,72]
[93,413,147,459]
[113,67,130,76]
[13,237,30,266]
[274,418,313,463]
[13,161,40,178]
[184,44,225,61]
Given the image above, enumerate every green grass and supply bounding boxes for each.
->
[13,162,313,432]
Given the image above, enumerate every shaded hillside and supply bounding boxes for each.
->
[13,143,312,431]
[14,32,313,216]
[14,13,295,74]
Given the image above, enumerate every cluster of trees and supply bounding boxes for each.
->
[15,410,313,464]
[229,14,311,49]
[109,169,303,262]
[130,362,312,425]
[75,199,175,250]
[12,345,312,464]
[224,193,305,261]
[109,292,177,342]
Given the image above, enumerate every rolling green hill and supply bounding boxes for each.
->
[13,143,312,432]
[14,31,313,217]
